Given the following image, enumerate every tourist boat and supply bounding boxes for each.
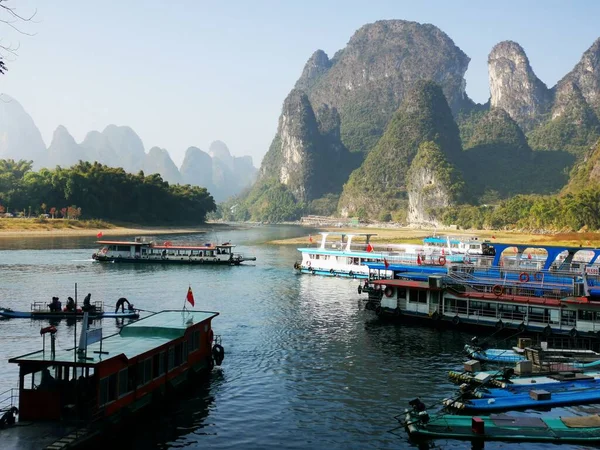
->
[92,236,256,265]
[4,309,224,446]
[403,399,600,444]
[422,235,496,256]
[0,301,139,319]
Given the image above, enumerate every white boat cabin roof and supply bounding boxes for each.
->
[97,238,235,250]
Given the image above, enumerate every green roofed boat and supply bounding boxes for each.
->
[403,399,600,444]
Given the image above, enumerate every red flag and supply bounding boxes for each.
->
[309,234,313,243]
[492,235,496,239]
[384,258,389,269]
[186,287,195,307]
[97,231,103,238]
[366,243,374,252]
[528,253,532,260]
[417,254,422,265]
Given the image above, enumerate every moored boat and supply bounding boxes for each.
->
[403,399,600,444]
[3,309,224,447]
[0,301,139,319]
[92,236,256,265]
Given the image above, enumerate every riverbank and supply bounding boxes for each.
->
[270,226,600,247]
[0,218,233,237]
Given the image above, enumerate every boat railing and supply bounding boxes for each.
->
[30,301,105,313]
[0,387,18,412]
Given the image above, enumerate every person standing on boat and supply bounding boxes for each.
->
[48,297,61,312]
[82,293,95,312]
[65,297,75,312]
[114,297,132,313]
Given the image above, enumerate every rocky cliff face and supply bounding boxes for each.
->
[407,141,464,225]
[259,89,351,202]
[558,38,600,116]
[0,95,47,168]
[300,20,471,154]
[143,146,183,185]
[80,131,120,168]
[338,80,464,218]
[488,41,551,131]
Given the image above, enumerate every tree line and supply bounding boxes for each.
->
[0,160,216,224]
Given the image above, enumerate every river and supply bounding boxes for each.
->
[0,225,592,449]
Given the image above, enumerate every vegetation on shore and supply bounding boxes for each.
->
[0,159,216,224]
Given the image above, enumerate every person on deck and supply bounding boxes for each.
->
[114,297,132,313]
[65,297,75,312]
[82,293,95,313]
[48,297,61,312]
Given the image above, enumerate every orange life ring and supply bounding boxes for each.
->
[438,256,446,266]
[519,272,530,283]
[492,285,503,296]
[384,286,394,298]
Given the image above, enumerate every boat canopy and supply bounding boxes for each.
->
[490,243,600,271]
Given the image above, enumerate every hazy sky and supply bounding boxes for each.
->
[1,0,599,167]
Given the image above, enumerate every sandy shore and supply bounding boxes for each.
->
[0,222,237,238]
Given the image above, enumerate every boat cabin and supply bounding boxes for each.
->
[9,310,218,422]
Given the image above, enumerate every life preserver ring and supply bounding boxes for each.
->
[570,328,578,338]
[384,286,394,298]
[534,272,543,281]
[101,248,108,254]
[492,285,503,296]
[463,255,471,264]
[452,315,460,325]
[519,272,530,283]
[306,261,311,267]
[357,285,362,295]
[518,322,526,332]
[495,320,504,330]
[438,256,446,266]
[543,325,552,337]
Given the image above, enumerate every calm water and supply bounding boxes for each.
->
[0,226,593,449]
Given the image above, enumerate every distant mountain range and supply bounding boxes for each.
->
[0,96,257,202]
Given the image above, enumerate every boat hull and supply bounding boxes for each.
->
[93,255,253,265]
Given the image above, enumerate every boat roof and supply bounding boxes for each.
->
[96,240,234,249]
[316,232,377,237]
[9,310,218,366]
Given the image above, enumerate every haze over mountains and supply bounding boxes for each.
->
[236,19,600,224]
[0,96,257,202]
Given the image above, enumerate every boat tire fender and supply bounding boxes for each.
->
[570,328,578,338]
[214,258,218,262]
[431,311,440,321]
[544,325,552,337]
[357,285,362,295]
[518,322,526,332]
[519,272,530,283]
[495,320,504,330]
[438,256,446,266]
[349,271,354,278]
[384,286,394,298]
[212,344,225,366]
[329,269,334,275]
[452,315,460,326]
[293,262,299,270]
[492,285,503,296]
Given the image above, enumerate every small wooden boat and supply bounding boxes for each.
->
[404,400,600,444]
[0,301,139,319]
[464,344,526,363]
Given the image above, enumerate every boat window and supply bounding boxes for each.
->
[529,307,548,323]
[152,354,160,378]
[158,351,166,376]
[470,301,496,317]
[183,341,189,362]
[144,358,152,383]
[99,373,117,406]
[408,289,427,304]
[118,368,129,398]
[561,310,576,327]
[168,347,175,372]
[174,343,183,366]
[190,331,200,352]
[578,310,600,321]
[116,245,130,252]
[444,298,467,315]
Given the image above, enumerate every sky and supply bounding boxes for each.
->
[1,0,599,168]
